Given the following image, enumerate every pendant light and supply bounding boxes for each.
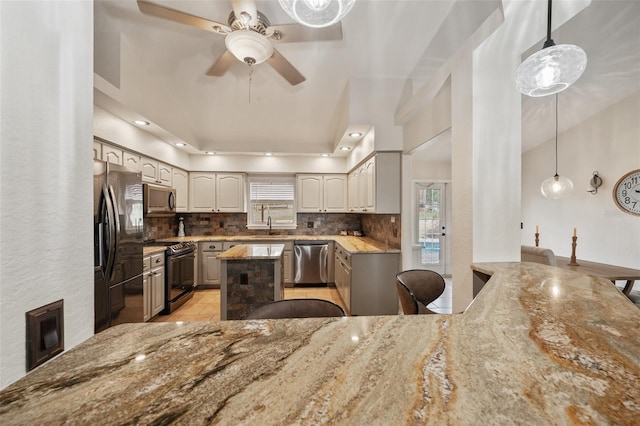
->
[515,0,587,97]
[278,0,356,28]
[541,94,573,199]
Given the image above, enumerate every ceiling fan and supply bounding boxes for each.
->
[137,0,343,85]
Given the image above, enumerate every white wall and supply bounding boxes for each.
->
[0,1,94,388]
[94,106,191,170]
[522,92,640,268]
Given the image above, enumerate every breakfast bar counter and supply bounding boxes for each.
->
[1,262,639,424]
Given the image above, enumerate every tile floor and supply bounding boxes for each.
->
[153,278,454,323]
[153,286,349,323]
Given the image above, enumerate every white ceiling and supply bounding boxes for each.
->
[94,0,640,160]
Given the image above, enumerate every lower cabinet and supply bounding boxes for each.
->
[334,243,399,316]
[199,241,222,288]
[144,253,166,321]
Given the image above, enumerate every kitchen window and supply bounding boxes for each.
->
[247,175,296,229]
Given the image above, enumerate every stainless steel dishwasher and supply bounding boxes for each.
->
[293,241,329,286]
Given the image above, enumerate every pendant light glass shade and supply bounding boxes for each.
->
[515,0,587,97]
[277,0,356,28]
[515,44,587,97]
[541,174,574,199]
[541,94,573,199]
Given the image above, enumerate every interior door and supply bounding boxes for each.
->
[414,182,447,275]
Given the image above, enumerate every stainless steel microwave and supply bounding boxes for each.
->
[143,183,176,217]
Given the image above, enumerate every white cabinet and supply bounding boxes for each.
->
[102,145,123,165]
[296,174,347,213]
[217,174,245,212]
[150,253,165,317]
[142,256,152,322]
[347,152,401,214]
[142,157,172,186]
[334,243,400,316]
[189,172,245,213]
[199,241,223,288]
[123,151,141,172]
[172,168,189,212]
[143,253,165,320]
[93,141,102,160]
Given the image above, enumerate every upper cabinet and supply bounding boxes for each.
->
[296,174,348,213]
[189,172,245,213]
[93,141,102,160]
[348,152,400,214]
[101,145,123,165]
[123,152,141,172]
[172,168,189,212]
[141,157,172,186]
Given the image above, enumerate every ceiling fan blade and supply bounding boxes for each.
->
[267,22,342,43]
[206,50,236,76]
[137,0,230,35]
[266,49,306,86]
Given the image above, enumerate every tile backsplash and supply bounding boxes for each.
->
[145,213,401,247]
[144,213,366,241]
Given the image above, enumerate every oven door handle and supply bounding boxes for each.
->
[168,251,195,261]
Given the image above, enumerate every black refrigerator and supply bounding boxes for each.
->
[94,160,143,333]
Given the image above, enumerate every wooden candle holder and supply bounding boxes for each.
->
[535,233,539,247]
[568,236,580,266]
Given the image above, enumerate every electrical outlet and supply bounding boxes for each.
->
[390,216,395,223]
[307,221,313,228]
[240,273,248,285]
[219,221,224,228]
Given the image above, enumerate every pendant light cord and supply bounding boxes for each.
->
[554,93,559,177]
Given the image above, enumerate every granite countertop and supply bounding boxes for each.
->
[2,262,638,424]
[217,244,285,260]
[158,235,401,254]
[142,246,166,256]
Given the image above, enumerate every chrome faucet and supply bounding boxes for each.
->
[267,215,273,235]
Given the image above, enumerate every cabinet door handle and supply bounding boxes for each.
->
[155,258,161,263]
[209,245,216,249]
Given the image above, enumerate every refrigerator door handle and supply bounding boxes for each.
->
[102,185,117,281]
[320,245,328,283]
[108,184,121,251]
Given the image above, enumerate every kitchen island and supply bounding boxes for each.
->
[218,243,285,320]
[1,262,639,424]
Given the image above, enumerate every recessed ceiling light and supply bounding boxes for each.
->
[264,152,273,156]
[175,142,187,147]
[348,132,362,138]
[205,151,216,155]
[133,120,149,126]
[321,153,330,157]
[340,146,351,151]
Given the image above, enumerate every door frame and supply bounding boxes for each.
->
[411,180,451,276]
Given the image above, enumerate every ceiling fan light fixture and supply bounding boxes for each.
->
[278,0,356,28]
[225,30,274,65]
[515,0,587,97]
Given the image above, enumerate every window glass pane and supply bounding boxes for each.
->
[417,186,441,264]
[248,175,296,226]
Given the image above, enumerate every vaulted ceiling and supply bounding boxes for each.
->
[94,0,640,160]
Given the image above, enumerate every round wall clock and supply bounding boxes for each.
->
[613,169,640,216]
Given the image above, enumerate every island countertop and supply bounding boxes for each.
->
[1,262,639,424]
[217,243,285,260]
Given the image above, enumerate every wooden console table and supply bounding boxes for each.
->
[555,256,640,295]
